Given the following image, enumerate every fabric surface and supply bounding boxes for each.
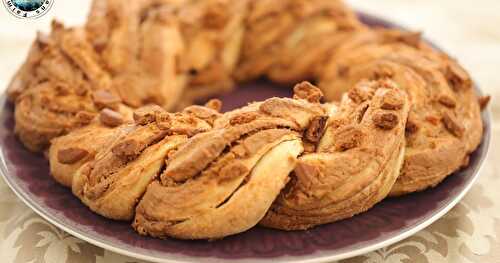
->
[0,0,499,262]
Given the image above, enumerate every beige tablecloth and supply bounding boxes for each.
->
[0,0,499,262]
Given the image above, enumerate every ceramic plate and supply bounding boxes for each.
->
[0,12,491,263]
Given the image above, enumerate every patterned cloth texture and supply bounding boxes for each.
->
[1,0,499,262]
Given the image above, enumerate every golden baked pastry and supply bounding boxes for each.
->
[174,0,249,107]
[49,109,133,187]
[235,0,365,83]
[261,80,410,230]
[318,30,483,195]
[86,0,187,109]
[318,29,433,100]
[133,87,325,239]
[86,0,248,109]
[7,21,129,152]
[6,0,488,240]
[71,104,218,220]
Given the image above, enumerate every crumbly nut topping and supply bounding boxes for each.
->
[183,102,222,126]
[348,81,376,103]
[75,111,97,126]
[405,114,419,135]
[111,139,140,160]
[92,90,121,110]
[293,81,323,103]
[229,113,259,125]
[372,111,399,130]
[438,94,457,108]
[333,125,364,151]
[442,111,465,137]
[445,62,471,90]
[133,105,167,125]
[305,116,328,142]
[57,147,89,164]
[100,108,124,127]
[155,113,173,130]
[380,89,404,110]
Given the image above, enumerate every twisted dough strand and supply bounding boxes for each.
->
[261,80,410,230]
[134,88,325,239]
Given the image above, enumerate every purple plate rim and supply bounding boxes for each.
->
[0,11,492,263]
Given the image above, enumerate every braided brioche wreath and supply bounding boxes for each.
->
[7,0,488,239]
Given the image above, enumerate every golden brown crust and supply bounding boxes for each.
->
[175,0,249,106]
[134,132,303,239]
[99,108,125,127]
[235,0,365,83]
[260,80,410,230]
[7,32,47,102]
[9,0,486,240]
[133,93,325,239]
[86,0,186,109]
[49,123,134,188]
[10,22,119,152]
[49,105,135,187]
[318,30,483,196]
[70,105,215,220]
[48,106,133,187]
[86,0,248,109]
[57,148,89,165]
